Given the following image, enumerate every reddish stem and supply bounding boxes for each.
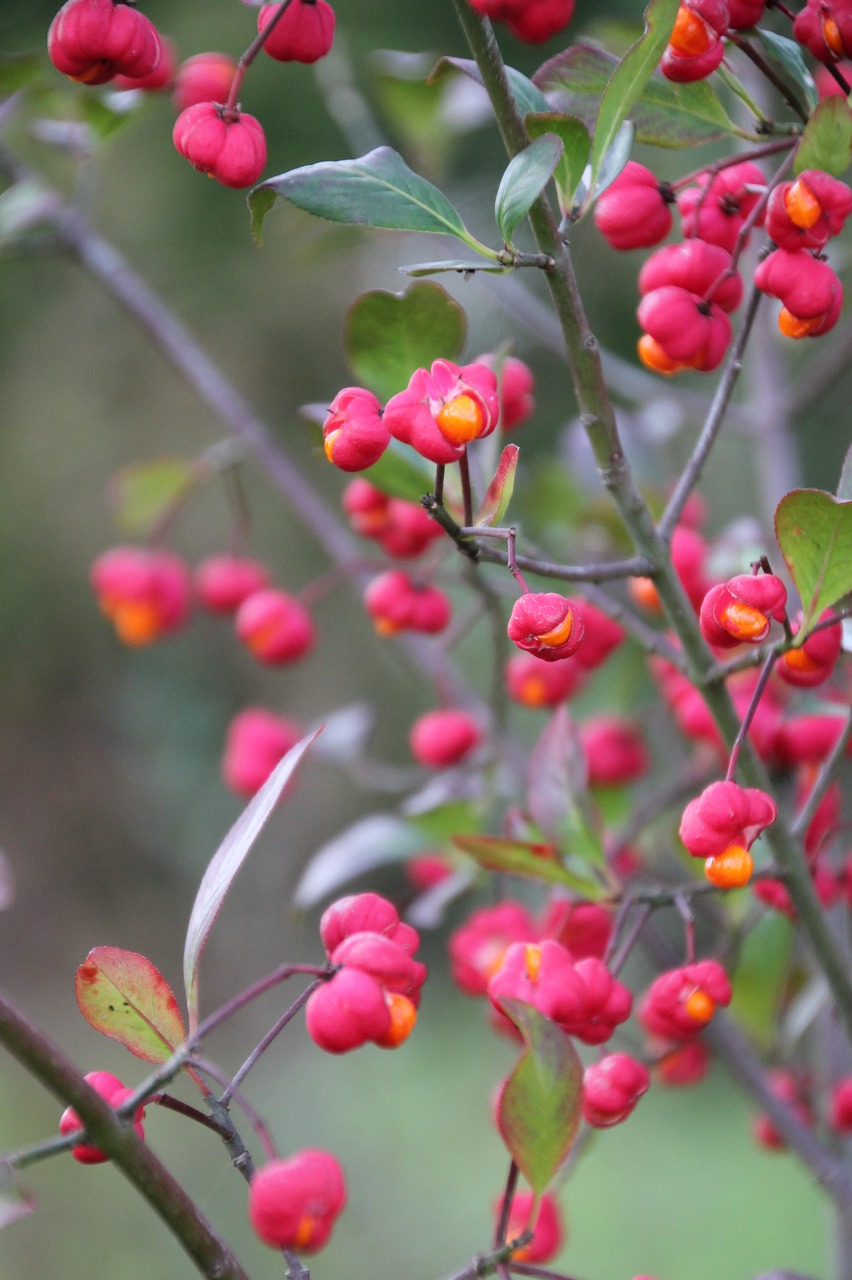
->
[224,0,296,113]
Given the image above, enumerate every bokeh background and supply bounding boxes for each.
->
[0,1,844,1277]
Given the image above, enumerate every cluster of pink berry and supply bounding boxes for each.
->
[467,0,576,44]
[47,0,337,188]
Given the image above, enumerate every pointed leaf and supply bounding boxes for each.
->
[495,135,564,245]
[344,283,466,401]
[250,148,474,246]
[592,119,636,202]
[428,57,551,117]
[495,1000,583,1193]
[775,489,852,628]
[475,444,519,527]
[795,96,852,177]
[837,444,852,503]
[525,113,590,210]
[756,31,818,113]
[75,948,186,1064]
[107,458,199,536]
[184,729,320,1029]
[527,706,586,841]
[293,813,428,909]
[452,834,596,891]
[589,0,680,189]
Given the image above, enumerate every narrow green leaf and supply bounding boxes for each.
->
[592,119,636,202]
[589,0,681,188]
[795,96,852,177]
[837,444,852,502]
[428,57,551,117]
[495,135,564,245]
[775,488,852,628]
[249,148,473,246]
[453,834,599,892]
[495,1001,583,1193]
[107,458,198,536]
[359,439,434,503]
[756,31,818,113]
[536,44,737,147]
[344,283,466,401]
[476,444,519,527]
[184,730,320,1030]
[524,114,590,211]
[75,947,186,1064]
[249,186,276,245]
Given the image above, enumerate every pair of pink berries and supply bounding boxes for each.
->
[468,0,575,44]
[680,779,778,889]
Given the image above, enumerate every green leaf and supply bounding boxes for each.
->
[428,57,551,117]
[536,43,736,148]
[453,834,595,891]
[495,1001,583,1193]
[475,443,519,527]
[184,730,320,1030]
[756,31,818,113]
[795,96,852,177]
[75,947,186,1064]
[249,147,476,248]
[775,488,852,628]
[837,444,852,502]
[728,913,793,1050]
[79,94,133,141]
[0,53,43,95]
[591,119,635,202]
[524,114,590,211]
[248,186,276,245]
[359,439,434,503]
[589,0,681,190]
[107,458,199,536]
[495,134,564,245]
[344,283,466,401]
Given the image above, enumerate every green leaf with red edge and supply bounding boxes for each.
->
[107,458,199,536]
[795,95,852,177]
[775,488,852,630]
[495,1000,583,1193]
[75,947,186,1064]
[452,834,603,895]
[184,729,321,1031]
[344,282,466,402]
[475,444,519,527]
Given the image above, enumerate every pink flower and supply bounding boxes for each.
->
[384,360,499,465]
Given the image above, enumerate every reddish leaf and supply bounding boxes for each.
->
[76,947,186,1064]
[475,443,519,527]
[495,999,583,1193]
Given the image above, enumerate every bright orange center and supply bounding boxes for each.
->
[684,988,716,1025]
[435,394,486,446]
[323,428,341,463]
[538,611,574,648]
[638,334,683,376]
[719,600,769,642]
[373,616,402,637]
[71,59,111,84]
[524,944,543,983]
[293,1213,318,1251]
[778,307,822,339]
[520,676,548,706]
[670,5,714,56]
[782,645,822,673]
[630,576,662,614]
[378,993,418,1048]
[105,600,162,647]
[784,178,822,229]
[823,14,846,57]
[704,844,754,889]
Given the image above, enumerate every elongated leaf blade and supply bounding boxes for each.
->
[344,283,466,401]
[293,813,429,909]
[76,947,186,1064]
[107,458,198,536]
[795,96,852,177]
[775,488,852,628]
[495,135,564,245]
[476,444,519,527]
[184,730,320,1029]
[250,148,471,244]
[589,0,680,187]
[428,57,551,117]
[495,1000,583,1193]
[453,834,598,891]
[400,259,509,277]
[756,31,818,112]
[524,114,590,210]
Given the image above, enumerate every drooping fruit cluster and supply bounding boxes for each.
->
[680,779,777,888]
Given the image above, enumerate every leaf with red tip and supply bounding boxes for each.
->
[475,444,519,527]
[75,947,186,1064]
[495,1000,583,1193]
[775,488,852,630]
[183,729,320,1030]
[452,834,604,896]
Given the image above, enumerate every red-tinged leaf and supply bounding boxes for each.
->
[452,834,595,891]
[495,999,583,1193]
[528,707,606,869]
[183,728,321,1030]
[475,444,519,527]
[75,947,186,1064]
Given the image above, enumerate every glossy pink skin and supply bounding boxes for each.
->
[221,707,302,797]
[319,892,414,956]
[323,387,389,472]
[505,652,584,707]
[489,945,631,1044]
[234,589,315,664]
[594,162,674,250]
[582,1053,651,1127]
[449,902,538,996]
[172,52,237,112]
[638,240,743,312]
[305,967,392,1053]
[475,353,536,431]
[754,248,841,319]
[342,481,443,557]
[498,1192,564,1263]
[580,716,649,786]
[638,286,733,371]
[258,0,335,64]
[194,555,270,614]
[777,609,843,687]
[506,0,575,42]
[561,957,633,1045]
[699,573,787,648]
[173,103,266,189]
[654,1038,710,1086]
[772,714,852,767]
[679,779,777,858]
[661,36,726,81]
[766,171,852,250]
[794,0,852,61]
[330,932,426,999]
[113,35,176,90]
[638,960,732,1040]
[90,546,192,639]
[506,592,584,662]
[60,1072,145,1164]
[728,0,767,25]
[678,162,767,251]
[248,1151,346,1251]
[48,0,163,84]
[571,599,624,670]
[384,359,499,465]
[409,709,482,768]
[364,570,451,635]
[540,899,613,961]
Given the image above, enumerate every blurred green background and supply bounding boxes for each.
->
[0,1,843,1277]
